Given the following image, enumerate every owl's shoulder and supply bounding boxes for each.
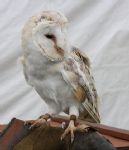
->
[71,47,91,68]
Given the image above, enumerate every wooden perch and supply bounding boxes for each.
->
[0,115,129,150]
[52,115,129,141]
[52,115,129,150]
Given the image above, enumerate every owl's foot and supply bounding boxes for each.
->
[61,115,89,143]
[24,113,51,130]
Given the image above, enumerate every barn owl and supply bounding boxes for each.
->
[21,11,100,141]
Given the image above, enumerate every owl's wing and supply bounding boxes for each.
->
[61,47,100,123]
[20,56,33,86]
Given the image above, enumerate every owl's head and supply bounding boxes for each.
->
[22,11,71,61]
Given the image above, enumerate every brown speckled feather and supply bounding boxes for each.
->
[62,47,100,123]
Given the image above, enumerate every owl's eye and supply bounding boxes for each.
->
[45,34,55,39]
[45,34,56,43]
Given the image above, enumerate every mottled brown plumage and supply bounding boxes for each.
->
[62,47,100,123]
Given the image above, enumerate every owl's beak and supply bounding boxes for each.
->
[56,46,64,56]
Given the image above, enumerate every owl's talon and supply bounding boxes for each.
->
[61,117,90,143]
[61,126,75,143]
[25,118,47,130]
[61,119,76,142]
[24,114,52,129]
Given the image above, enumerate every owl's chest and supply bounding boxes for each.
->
[24,51,76,107]
[35,71,74,106]
[43,74,68,95]
[27,60,73,101]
